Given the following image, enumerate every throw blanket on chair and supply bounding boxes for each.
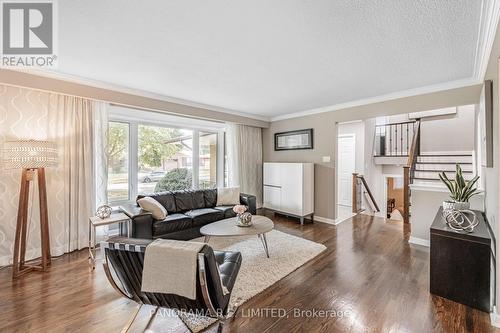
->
[141,239,206,299]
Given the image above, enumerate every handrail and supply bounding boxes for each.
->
[352,173,380,214]
[375,120,416,127]
[402,119,421,224]
[406,119,421,168]
[359,175,380,212]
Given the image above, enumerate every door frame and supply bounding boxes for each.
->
[336,133,356,208]
[383,174,404,220]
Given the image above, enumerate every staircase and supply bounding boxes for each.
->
[412,153,474,183]
[372,117,477,225]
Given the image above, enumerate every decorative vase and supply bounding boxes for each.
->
[236,212,253,227]
[443,201,470,211]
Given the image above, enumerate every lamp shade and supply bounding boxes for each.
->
[3,140,58,169]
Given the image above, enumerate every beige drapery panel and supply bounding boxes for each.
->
[226,123,263,207]
[0,84,108,265]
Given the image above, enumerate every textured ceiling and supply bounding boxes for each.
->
[56,1,482,118]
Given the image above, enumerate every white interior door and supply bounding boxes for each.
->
[338,135,356,206]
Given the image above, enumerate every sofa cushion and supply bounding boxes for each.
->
[214,205,237,219]
[174,190,195,212]
[192,190,206,209]
[137,192,177,213]
[152,213,193,237]
[204,189,217,208]
[137,197,167,220]
[185,208,224,227]
[216,187,240,206]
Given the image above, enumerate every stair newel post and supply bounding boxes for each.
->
[416,118,421,157]
[403,166,410,224]
[352,173,358,214]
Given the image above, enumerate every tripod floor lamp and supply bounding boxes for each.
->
[3,140,58,279]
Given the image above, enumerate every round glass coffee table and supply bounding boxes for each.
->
[200,215,274,258]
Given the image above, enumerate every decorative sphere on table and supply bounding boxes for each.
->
[233,204,252,227]
[96,205,112,219]
[238,212,253,227]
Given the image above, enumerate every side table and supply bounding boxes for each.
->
[88,213,130,269]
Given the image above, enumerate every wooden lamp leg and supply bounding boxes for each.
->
[12,169,33,279]
[12,168,51,279]
[38,168,51,268]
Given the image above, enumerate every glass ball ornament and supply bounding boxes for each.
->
[96,205,112,219]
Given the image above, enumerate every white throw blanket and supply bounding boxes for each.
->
[141,239,206,299]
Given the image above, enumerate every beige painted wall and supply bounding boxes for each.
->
[483,21,500,313]
[263,84,481,219]
[0,69,269,128]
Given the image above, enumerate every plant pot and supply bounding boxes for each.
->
[443,201,470,211]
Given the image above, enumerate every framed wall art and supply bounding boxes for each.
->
[274,128,314,151]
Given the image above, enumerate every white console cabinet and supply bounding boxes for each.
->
[263,162,314,224]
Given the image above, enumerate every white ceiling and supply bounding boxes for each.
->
[55,1,485,120]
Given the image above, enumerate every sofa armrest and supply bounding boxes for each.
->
[240,193,257,215]
[120,203,154,239]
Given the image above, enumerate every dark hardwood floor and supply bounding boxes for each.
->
[0,212,497,333]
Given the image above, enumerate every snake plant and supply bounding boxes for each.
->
[438,164,480,202]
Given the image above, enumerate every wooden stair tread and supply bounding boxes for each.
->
[415,169,473,173]
[418,154,472,157]
[415,161,473,165]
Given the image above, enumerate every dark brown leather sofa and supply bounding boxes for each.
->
[121,189,257,240]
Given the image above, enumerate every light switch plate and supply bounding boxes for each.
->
[322,156,331,163]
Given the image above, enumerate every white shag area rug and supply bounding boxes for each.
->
[177,229,327,332]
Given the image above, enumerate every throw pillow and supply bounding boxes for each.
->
[138,197,167,220]
[216,187,240,206]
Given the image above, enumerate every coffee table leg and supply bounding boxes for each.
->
[259,233,270,258]
[204,236,210,243]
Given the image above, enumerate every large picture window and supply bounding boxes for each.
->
[107,107,225,204]
[138,125,193,194]
[107,122,130,202]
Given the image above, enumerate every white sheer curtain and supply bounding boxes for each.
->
[226,123,263,207]
[0,85,108,265]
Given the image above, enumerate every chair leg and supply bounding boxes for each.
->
[121,303,142,333]
[217,317,226,333]
[145,306,159,330]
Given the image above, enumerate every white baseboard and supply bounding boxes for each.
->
[491,307,500,328]
[408,236,430,247]
[313,215,335,224]
[314,214,355,225]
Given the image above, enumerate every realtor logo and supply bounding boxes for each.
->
[1,0,57,67]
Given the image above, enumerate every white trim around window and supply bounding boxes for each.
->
[108,105,226,205]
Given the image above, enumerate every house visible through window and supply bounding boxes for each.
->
[137,125,193,195]
[107,106,226,204]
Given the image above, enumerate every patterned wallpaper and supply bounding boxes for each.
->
[0,84,107,266]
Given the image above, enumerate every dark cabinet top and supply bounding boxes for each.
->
[430,207,491,245]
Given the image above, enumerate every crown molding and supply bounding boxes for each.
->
[473,0,500,81]
[6,68,271,123]
[270,78,479,122]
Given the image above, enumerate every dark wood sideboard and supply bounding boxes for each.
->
[430,207,494,312]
